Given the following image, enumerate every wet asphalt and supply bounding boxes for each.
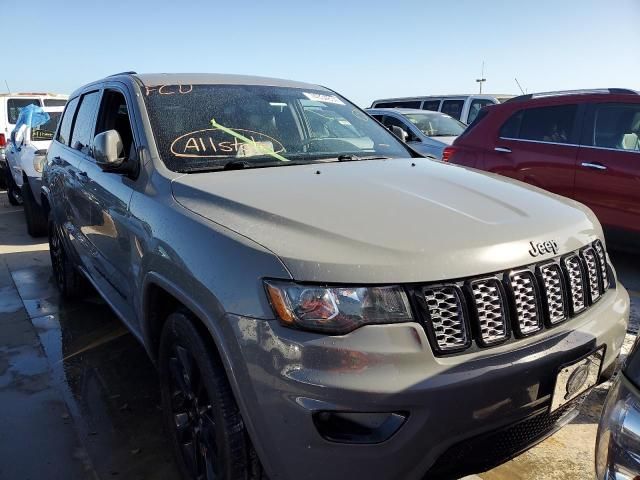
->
[0,191,638,480]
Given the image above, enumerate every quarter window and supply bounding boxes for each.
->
[422,100,441,111]
[441,100,464,120]
[70,91,101,155]
[500,105,578,144]
[593,103,640,151]
[7,98,41,124]
[57,97,80,147]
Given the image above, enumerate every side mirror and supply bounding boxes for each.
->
[391,125,408,142]
[93,130,124,169]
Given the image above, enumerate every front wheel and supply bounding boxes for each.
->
[22,183,47,237]
[6,170,22,206]
[159,311,264,480]
[48,216,88,299]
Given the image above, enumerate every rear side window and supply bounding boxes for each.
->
[592,103,640,151]
[375,101,421,109]
[422,100,441,111]
[70,91,101,155]
[500,105,578,144]
[7,98,41,124]
[57,97,80,146]
[43,99,67,107]
[467,99,495,124]
[441,100,464,120]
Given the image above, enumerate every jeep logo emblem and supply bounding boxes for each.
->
[528,240,559,257]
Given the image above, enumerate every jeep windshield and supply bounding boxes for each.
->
[142,84,411,172]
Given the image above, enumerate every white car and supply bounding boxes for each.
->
[0,93,67,196]
[5,105,64,235]
[370,94,514,124]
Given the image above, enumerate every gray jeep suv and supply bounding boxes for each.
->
[42,73,630,480]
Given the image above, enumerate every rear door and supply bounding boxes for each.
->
[440,99,465,121]
[574,101,640,238]
[483,103,582,199]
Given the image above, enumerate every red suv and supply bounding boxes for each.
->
[444,89,640,250]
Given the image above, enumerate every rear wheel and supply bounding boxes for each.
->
[48,215,88,299]
[159,311,264,480]
[22,183,47,237]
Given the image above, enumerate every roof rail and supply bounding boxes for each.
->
[107,71,137,77]
[505,88,638,103]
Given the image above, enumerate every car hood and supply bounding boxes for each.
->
[172,158,602,283]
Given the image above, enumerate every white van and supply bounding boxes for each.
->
[370,94,513,124]
[0,92,67,193]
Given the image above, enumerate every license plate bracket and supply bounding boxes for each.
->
[550,347,605,412]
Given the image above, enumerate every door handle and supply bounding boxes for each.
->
[78,171,88,177]
[581,162,607,171]
[494,147,511,153]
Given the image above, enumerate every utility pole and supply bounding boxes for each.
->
[476,61,486,94]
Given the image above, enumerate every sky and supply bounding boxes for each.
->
[3,0,639,107]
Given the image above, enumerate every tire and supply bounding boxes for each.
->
[6,170,22,206]
[159,311,265,480]
[0,166,6,190]
[22,183,47,237]
[48,215,88,299]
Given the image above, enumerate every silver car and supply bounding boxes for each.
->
[367,108,466,159]
[43,73,629,480]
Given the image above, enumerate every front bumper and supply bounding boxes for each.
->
[223,283,629,480]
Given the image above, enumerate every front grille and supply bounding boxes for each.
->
[510,271,542,336]
[471,279,508,345]
[581,246,601,303]
[593,239,610,289]
[538,263,567,325]
[417,240,612,355]
[562,254,587,315]
[423,287,468,352]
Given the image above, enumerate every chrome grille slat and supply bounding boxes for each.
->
[471,279,508,345]
[563,254,587,314]
[424,287,468,351]
[539,263,567,325]
[593,240,610,291]
[582,247,601,303]
[510,271,542,335]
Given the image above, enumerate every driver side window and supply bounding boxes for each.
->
[94,90,135,161]
[382,116,418,141]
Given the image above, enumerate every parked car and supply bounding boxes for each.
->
[366,108,466,159]
[5,104,64,232]
[43,73,629,480]
[370,94,513,124]
[444,88,640,251]
[0,93,68,197]
[596,336,640,479]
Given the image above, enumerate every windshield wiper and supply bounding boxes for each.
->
[337,154,391,162]
[223,159,251,170]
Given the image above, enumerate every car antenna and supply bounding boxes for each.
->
[515,78,526,95]
[4,80,10,94]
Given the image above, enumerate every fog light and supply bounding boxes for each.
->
[595,375,640,479]
[313,411,407,444]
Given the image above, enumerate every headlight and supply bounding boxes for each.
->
[264,280,413,334]
[33,150,47,173]
[595,375,640,479]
